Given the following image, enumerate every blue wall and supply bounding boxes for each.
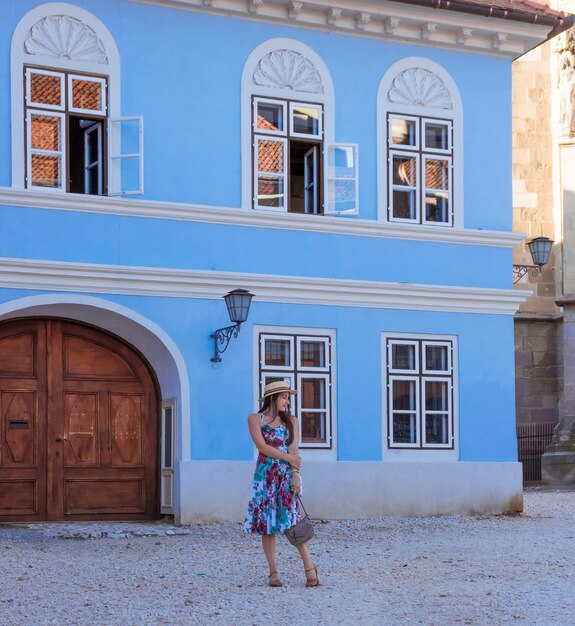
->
[0,288,518,463]
[0,0,513,231]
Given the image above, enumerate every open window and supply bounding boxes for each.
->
[252,96,357,215]
[24,66,143,196]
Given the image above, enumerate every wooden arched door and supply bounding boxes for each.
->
[0,319,159,521]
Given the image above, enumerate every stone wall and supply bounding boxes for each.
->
[512,41,557,316]
[515,317,561,425]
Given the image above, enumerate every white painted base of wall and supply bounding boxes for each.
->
[176,461,523,524]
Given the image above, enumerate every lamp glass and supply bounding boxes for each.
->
[527,237,553,267]
[224,289,254,324]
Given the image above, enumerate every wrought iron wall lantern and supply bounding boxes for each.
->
[513,236,554,284]
[211,289,254,362]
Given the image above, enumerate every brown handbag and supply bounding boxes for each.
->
[284,497,314,546]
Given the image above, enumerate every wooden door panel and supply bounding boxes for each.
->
[3,391,36,465]
[64,478,145,514]
[0,333,35,377]
[0,479,37,515]
[110,394,143,466]
[63,335,138,380]
[64,392,99,466]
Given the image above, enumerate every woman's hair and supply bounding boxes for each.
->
[259,393,294,446]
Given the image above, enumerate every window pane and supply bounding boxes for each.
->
[425,192,449,223]
[425,381,448,411]
[392,380,416,411]
[292,106,320,135]
[258,177,284,207]
[426,345,449,371]
[301,411,326,443]
[257,102,284,132]
[391,343,416,370]
[31,154,61,188]
[164,407,173,468]
[31,115,62,151]
[258,139,284,174]
[300,341,325,368]
[391,118,416,146]
[425,159,448,190]
[301,378,326,409]
[30,72,61,106]
[425,122,449,150]
[392,190,416,220]
[425,414,449,444]
[264,339,291,367]
[393,413,417,444]
[72,78,104,111]
[392,155,417,186]
[329,146,355,178]
[328,179,356,214]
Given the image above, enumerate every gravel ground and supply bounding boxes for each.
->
[0,488,573,626]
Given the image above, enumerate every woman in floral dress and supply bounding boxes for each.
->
[244,380,319,588]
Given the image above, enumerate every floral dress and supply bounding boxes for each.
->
[244,414,301,535]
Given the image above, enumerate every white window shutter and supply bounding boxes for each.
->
[324,143,359,216]
[108,116,144,196]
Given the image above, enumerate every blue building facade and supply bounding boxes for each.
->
[0,0,564,522]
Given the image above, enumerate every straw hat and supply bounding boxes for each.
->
[259,380,297,403]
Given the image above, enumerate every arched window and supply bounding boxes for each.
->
[241,38,357,215]
[11,2,143,196]
[377,58,463,228]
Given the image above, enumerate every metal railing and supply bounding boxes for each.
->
[516,422,555,483]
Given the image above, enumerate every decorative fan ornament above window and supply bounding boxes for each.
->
[253,49,324,94]
[388,68,452,110]
[24,15,108,64]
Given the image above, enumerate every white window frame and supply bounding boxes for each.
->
[422,154,452,227]
[254,97,287,137]
[253,134,288,212]
[108,116,145,196]
[296,335,330,372]
[325,143,359,216]
[160,399,176,515]
[387,339,420,374]
[389,148,420,224]
[289,101,323,140]
[68,74,107,116]
[296,372,331,447]
[26,110,66,192]
[260,333,295,371]
[421,376,452,448]
[255,324,336,460]
[388,113,419,150]
[25,68,65,111]
[422,340,452,375]
[422,118,452,153]
[388,374,420,448]
[382,332,459,461]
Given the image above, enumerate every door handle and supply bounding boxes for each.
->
[55,437,68,442]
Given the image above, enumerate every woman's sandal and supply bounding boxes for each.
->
[268,571,283,587]
[305,565,320,588]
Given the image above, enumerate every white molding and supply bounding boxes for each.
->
[241,38,335,211]
[0,257,531,315]
[11,3,121,189]
[377,57,464,228]
[130,0,555,58]
[0,187,524,248]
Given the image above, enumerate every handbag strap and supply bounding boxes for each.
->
[297,496,309,519]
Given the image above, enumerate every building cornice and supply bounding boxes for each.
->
[0,257,531,315]
[0,188,524,248]
[131,0,555,58]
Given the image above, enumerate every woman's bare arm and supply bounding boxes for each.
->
[288,415,302,495]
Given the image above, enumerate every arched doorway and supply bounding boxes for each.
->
[0,318,159,521]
